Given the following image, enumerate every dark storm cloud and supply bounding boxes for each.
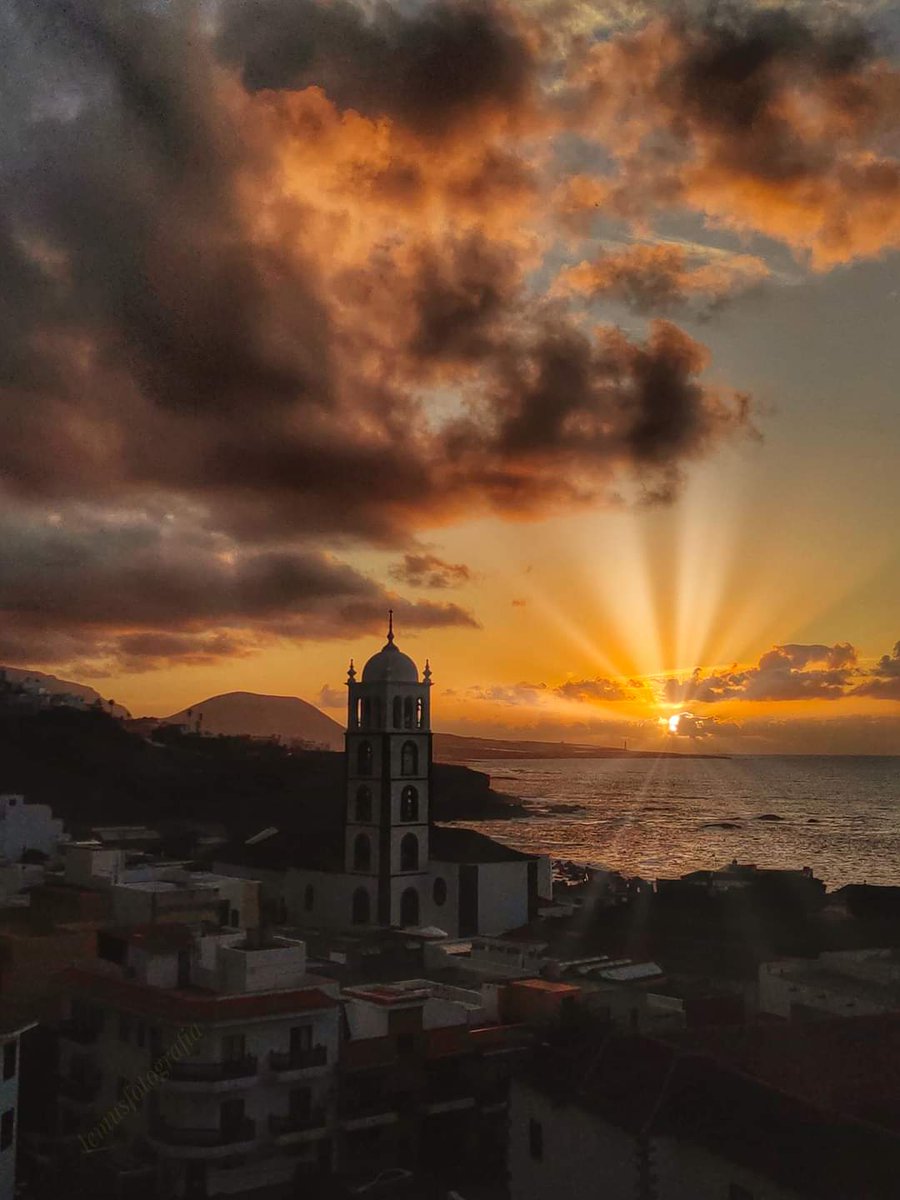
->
[854,640,900,699]
[555,677,638,702]
[570,4,900,265]
[0,511,476,671]
[215,0,536,138]
[389,554,473,589]
[0,1,759,669]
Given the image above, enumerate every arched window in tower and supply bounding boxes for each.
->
[357,740,373,776]
[415,697,424,729]
[362,698,371,728]
[401,741,418,776]
[400,833,419,872]
[355,786,372,822]
[400,786,418,822]
[352,888,370,925]
[393,697,402,729]
[400,887,420,927]
[403,697,414,729]
[353,833,371,872]
[373,698,383,728]
[355,698,363,728]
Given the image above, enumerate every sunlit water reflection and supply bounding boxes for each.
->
[450,756,900,888]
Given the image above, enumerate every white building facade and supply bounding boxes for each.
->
[0,794,63,862]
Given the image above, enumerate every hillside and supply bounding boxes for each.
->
[162,691,344,750]
[0,707,523,839]
[0,665,131,718]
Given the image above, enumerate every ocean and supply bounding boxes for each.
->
[451,756,900,889]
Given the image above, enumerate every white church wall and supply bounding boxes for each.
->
[425,864,459,936]
[477,862,530,936]
[285,868,377,931]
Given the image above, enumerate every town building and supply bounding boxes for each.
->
[509,1020,900,1200]
[0,795,63,863]
[0,1011,36,1200]
[55,925,341,1199]
[337,978,530,1187]
[216,620,551,937]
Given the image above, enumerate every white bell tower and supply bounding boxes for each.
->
[344,613,432,928]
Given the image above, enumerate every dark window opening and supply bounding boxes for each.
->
[528,1118,543,1160]
[433,877,447,906]
[400,833,419,872]
[353,834,371,872]
[0,1109,13,1151]
[400,887,420,927]
[352,888,370,925]
[355,786,373,822]
[357,741,373,776]
[2,1043,16,1081]
[401,741,418,776]
[400,785,418,822]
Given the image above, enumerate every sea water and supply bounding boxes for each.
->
[451,756,900,889]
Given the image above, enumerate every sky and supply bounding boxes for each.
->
[2,0,900,752]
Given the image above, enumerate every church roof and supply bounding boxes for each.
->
[360,611,419,683]
[429,825,535,863]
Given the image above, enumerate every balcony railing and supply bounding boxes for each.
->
[59,1020,101,1045]
[150,1117,256,1147]
[167,1056,258,1083]
[59,1074,101,1104]
[268,1109,327,1135]
[269,1045,327,1072]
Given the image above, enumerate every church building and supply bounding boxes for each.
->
[216,619,551,937]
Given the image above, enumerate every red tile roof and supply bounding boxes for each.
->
[57,967,338,1024]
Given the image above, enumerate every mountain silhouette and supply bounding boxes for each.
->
[163,691,344,749]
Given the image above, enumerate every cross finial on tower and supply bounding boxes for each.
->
[387,608,394,644]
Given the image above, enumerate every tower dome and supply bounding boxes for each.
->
[361,612,419,683]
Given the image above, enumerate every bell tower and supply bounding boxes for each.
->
[344,613,432,928]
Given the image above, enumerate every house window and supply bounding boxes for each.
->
[528,1118,543,1161]
[400,833,418,872]
[400,741,418,776]
[400,786,418,822]
[2,1043,16,1081]
[304,884,315,912]
[355,786,373,822]
[0,1109,13,1151]
[352,888,370,925]
[433,877,447,907]
[356,741,373,776]
[222,1034,245,1063]
[353,833,372,872]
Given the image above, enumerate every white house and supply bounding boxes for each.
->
[0,795,63,862]
[57,926,341,1198]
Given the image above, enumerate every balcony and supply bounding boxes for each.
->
[268,1109,327,1138]
[268,1045,328,1075]
[163,1056,258,1091]
[149,1117,256,1156]
[58,1020,101,1046]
